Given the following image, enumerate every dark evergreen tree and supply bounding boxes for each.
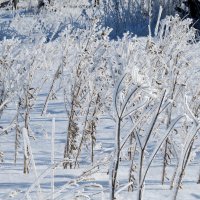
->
[188,0,200,19]
[176,0,200,19]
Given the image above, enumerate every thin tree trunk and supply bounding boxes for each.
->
[111,117,121,200]
[137,149,145,200]
[173,141,194,200]
[12,0,18,9]
[197,167,200,184]
[162,138,169,184]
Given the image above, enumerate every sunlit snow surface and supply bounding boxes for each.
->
[1,1,200,200]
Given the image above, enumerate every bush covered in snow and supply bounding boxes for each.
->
[1,1,200,200]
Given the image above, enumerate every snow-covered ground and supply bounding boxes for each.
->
[1,90,199,200]
[1,1,200,200]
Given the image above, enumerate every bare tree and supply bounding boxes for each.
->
[12,0,18,9]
